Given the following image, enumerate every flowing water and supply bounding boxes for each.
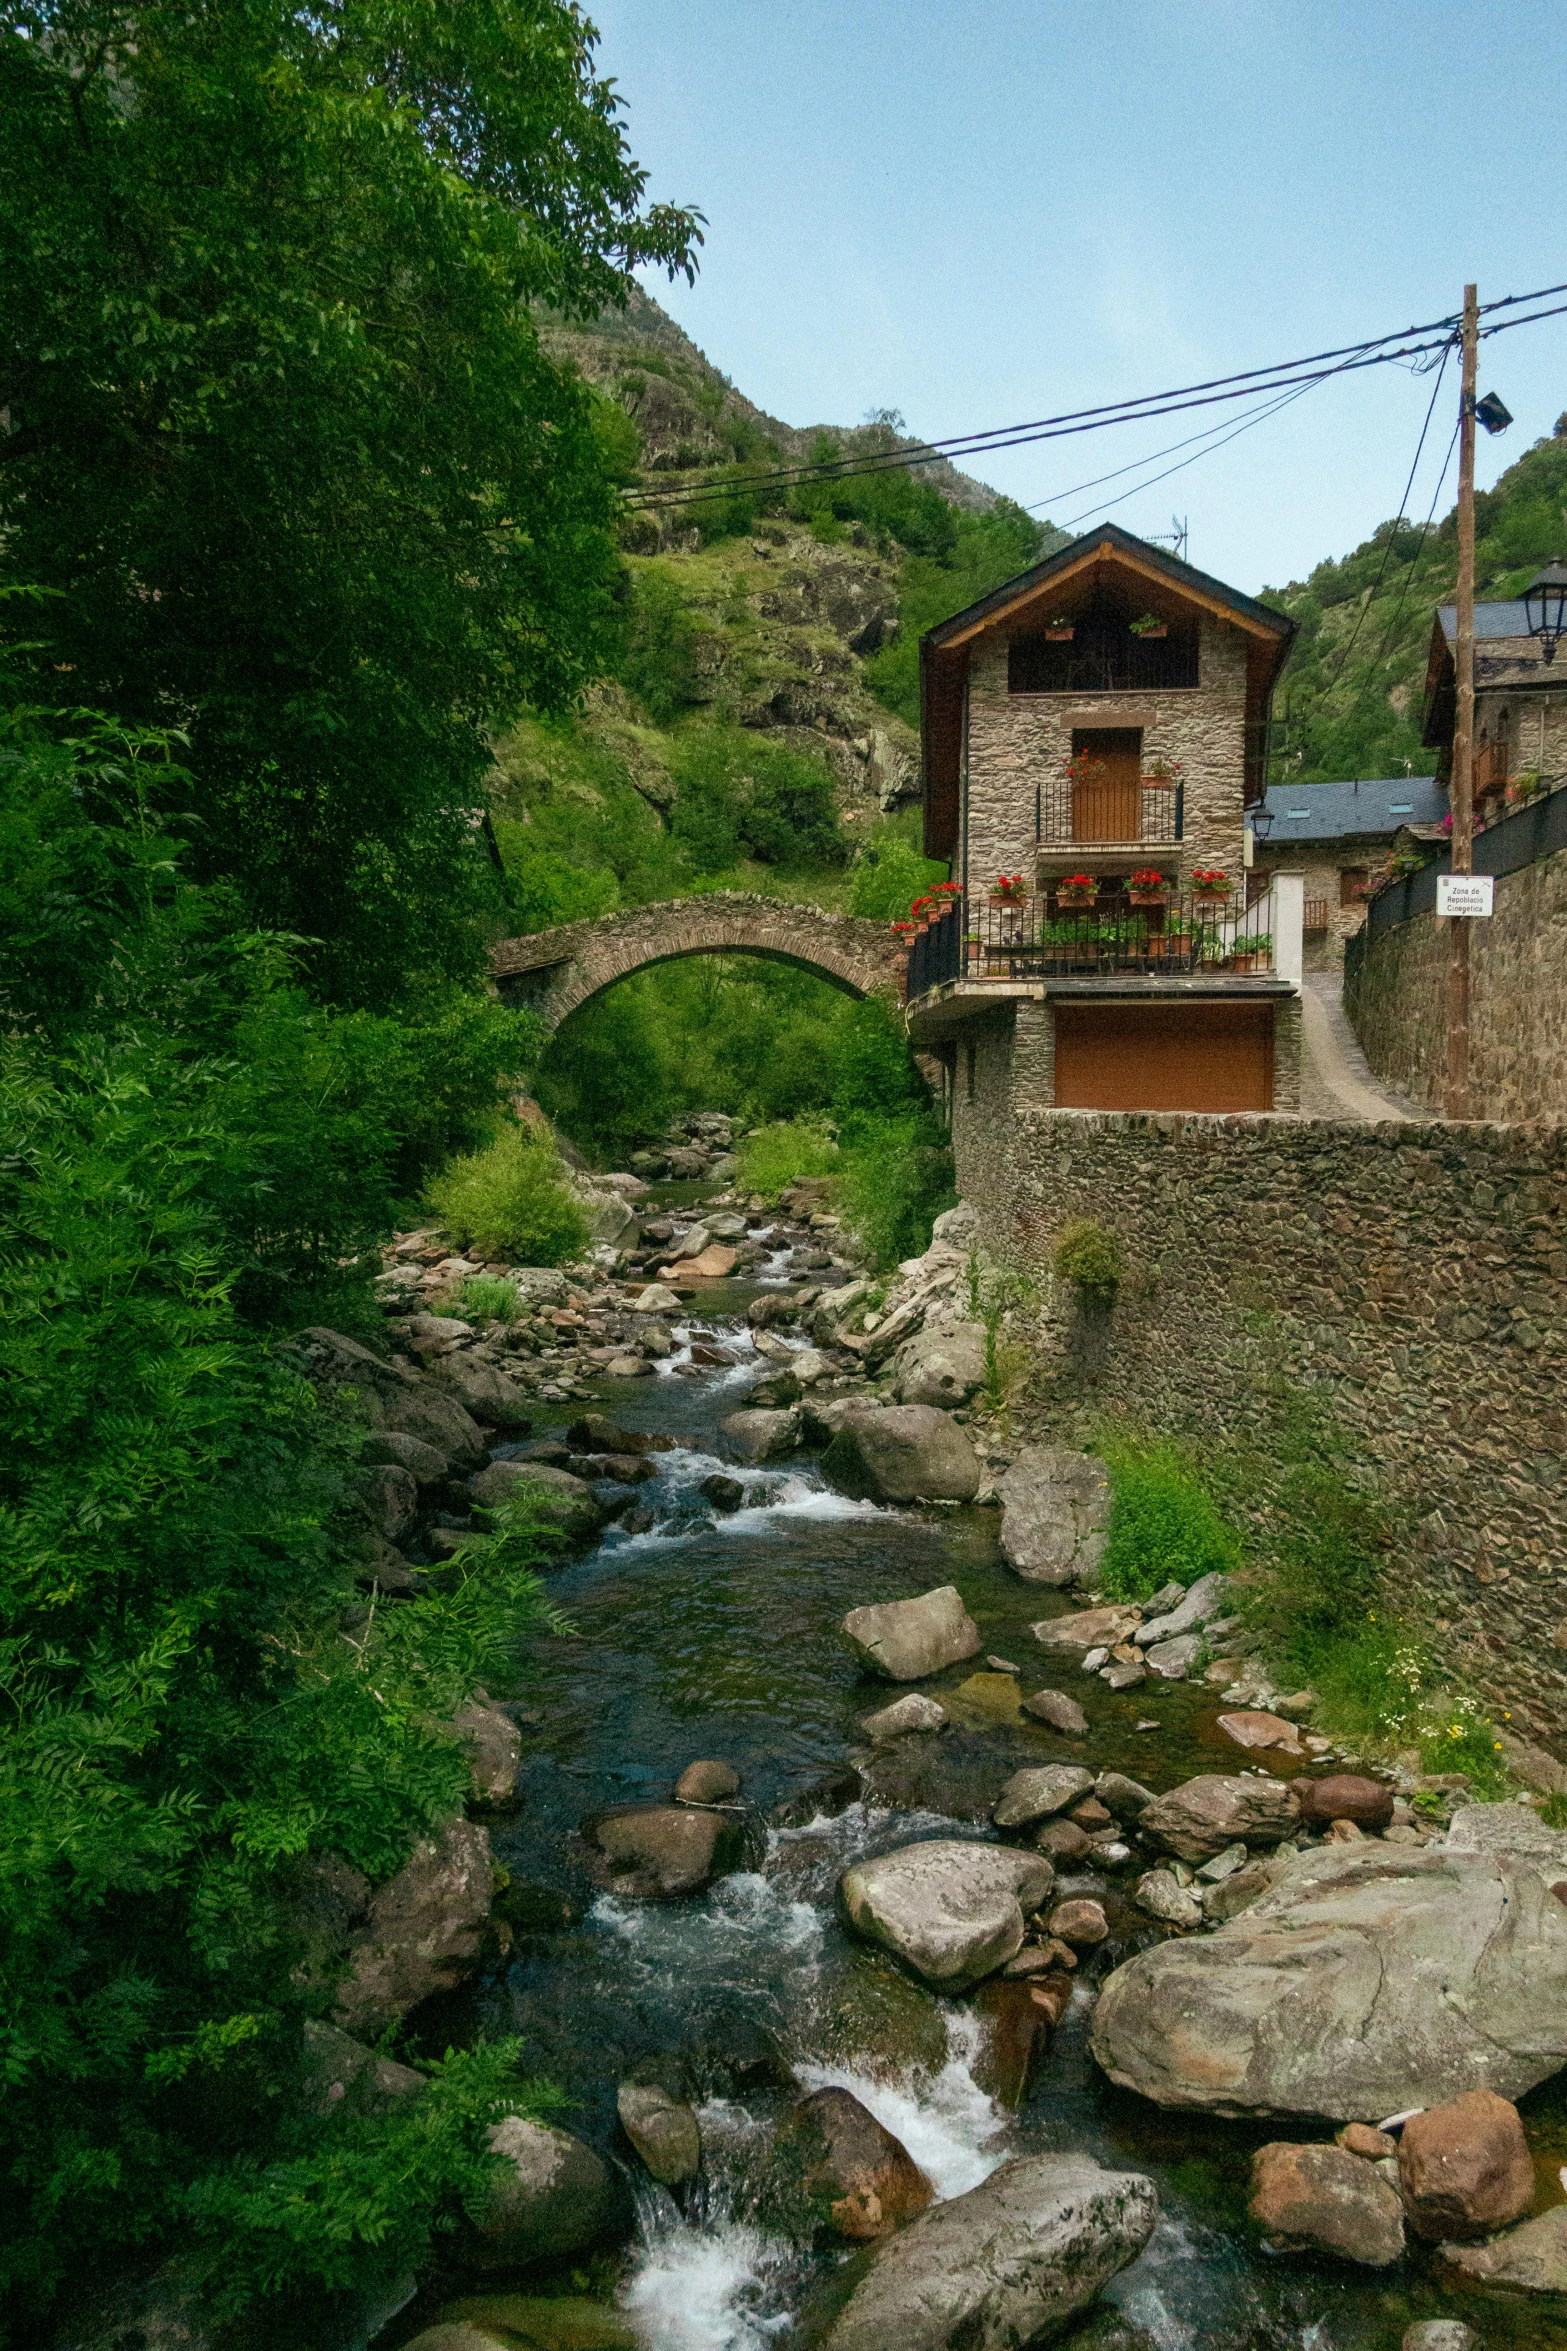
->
[381,1244,1565,2351]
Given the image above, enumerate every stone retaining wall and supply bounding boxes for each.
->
[956,1106,1567,1755]
[1345,846,1567,1120]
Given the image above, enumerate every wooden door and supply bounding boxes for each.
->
[1071,728,1143,841]
[1053,1002,1274,1112]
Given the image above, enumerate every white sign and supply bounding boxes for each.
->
[1437,874,1494,918]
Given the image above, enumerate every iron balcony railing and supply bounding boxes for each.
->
[1035,774,1183,845]
[905,891,1276,999]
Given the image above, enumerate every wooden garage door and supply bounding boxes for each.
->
[1053,1003,1274,1113]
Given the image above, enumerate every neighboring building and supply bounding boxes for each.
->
[1246,775,1449,970]
[908,522,1303,1120]
[1424,592,1567,824]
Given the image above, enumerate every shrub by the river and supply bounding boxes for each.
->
[455,1272,524,1322]
[1097,1438,1241,1601]
[425,1124,590,1265]
[732,1114,841,1199]
[1054,1218,1122,1290]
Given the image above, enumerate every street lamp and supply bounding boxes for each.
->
[1524,561,1567,664]
[1249,805,1275,843]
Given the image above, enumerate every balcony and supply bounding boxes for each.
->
[1036,770,1183,847]
[905,887,1281,1001]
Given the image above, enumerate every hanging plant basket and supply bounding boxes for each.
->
[1054,874,1100,906]
[1191,869,1233,900]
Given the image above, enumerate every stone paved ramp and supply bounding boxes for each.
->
[1299,971,1423,1122]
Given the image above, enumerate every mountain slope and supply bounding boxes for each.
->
[1261,414,1567,785]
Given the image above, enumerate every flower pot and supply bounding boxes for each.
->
[1228,952,1257,974]
[1045,626,1074,642]
[1128,890,1168,907]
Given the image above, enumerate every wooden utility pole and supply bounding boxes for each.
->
[1445,281,1479,1119]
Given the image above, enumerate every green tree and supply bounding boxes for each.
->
[0,2,700,1005]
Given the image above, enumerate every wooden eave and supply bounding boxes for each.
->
[930,538,1286,653]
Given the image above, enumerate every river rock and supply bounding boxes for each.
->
[1091,1808,1567,2118]
[469,1458,604,1535]
[839,1839,1053,1989]
[382,1380,489,1468]
[797,2152,1158,2351]
[473,2116,624,2264]
[617,2075,701,2185]
[355,1462,418,1544]
[996,1448,1112,1586]
[821,1405,981,1503]
[451,1698,522,1804]
[992,1763,1096,1827]
[1135,1870,1204,1929]
[1398,2088,1535,2241]
[1136,1572,1233,1647]
[569,1412,655,1454]
[892,1323,987,1409]
[1293,1773,1395,1831]
[1338,2122,1397,2159]
[584,1804,747,1900]
[971,1976,1054,2108]
[721,1406,802,1463]
[333,1817,493,2035]
[631,1283,682,1313]
[674,1759,740,1805]
[302,2018,426,2114]
[1143,1633,1203,1680]
[1218,1710,1305,1756]
[1249,2141,1405,2267]
[1031,1604,1143,1655]
[1401,2327,1485,2351]
[701,1472,746,1511]
[362,1428,454,1484]
[771,2086,934,2242]
[860,1692,948,1741]
[1095,1771,1156,1823]
[1137,1774,1300,1862]
[1023,1688,1088,1734]
[1049,1898,1108,1947]
[841,1585,981,1682]
[1035,1817,1094,1863]
[1441,2204,1567,2291]
[431,1352,534,1430]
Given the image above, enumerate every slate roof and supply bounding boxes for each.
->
[1248,777,1449,843]
[1437,599,1533,642]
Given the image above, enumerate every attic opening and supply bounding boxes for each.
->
[1007,585,1200,695]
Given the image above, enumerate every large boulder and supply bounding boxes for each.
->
[797,2153,1157,2351]
[1398,2087,1535,2241]
[892,1323,986,1410]
[1137,1774,1300,1862]
[996,1448,1111,1586]
[354,1462,418,1545]
[431,1351,535,1430]
[451,1698,522,1805]
[1248,2141,1405,2267]
[720,1406,803,1463]
[770,2086,934,2242]
[841,1586,981,1682]
[1135,1570,1232,1646]
[301,2019,426,2114]
[822,1406,981,1504]
[333,1817,493,2035]
[839,1839,1053,1989]
[1441,2204,1567,2292]
[1293,1773,1395,1831]
[583,1804,748,1900]
[617,2074,701,2185]
[1031,1604,1143,1655]
[361,1428,454,1484]
[382,1382,489,1470]
[469,1458,604,1536]
[1091,1808,1567,2119]
[991,1764,1096,1828]
[472,2116,624,2265]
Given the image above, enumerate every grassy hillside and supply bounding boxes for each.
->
[1262,415,1567,785]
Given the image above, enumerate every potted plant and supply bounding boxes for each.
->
[1191,868,1233,901]
[1063,750,1109,792]
[1226,933,1272,974]
[1054,873,1098,907]
[1141,756,1181,789]
[1044,614,1075,642]
[1508,768,1545,805]
[989,873,1028,905]
[1128,866,1171,906]
[1130,611,1169,639]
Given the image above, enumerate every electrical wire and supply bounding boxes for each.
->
[1055,375,1324,533]
[1316,340,1454,694]
[1023,377,1325,516]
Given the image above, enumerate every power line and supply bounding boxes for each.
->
[1024,377,1325,516]
[1056,375,1324,533]
[1317,340,1454,695]
[623,276,1567,518]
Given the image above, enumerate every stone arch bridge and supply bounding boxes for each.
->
[490,893,904,1029]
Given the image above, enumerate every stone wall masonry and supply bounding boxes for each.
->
[1346,847,1567,1121]
[961,618,1251,894]
[1258,851,1369,971]
[491,893,901,1030]
[954,1105,1567,1755]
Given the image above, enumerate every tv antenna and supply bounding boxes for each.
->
[1145,513,1189,564]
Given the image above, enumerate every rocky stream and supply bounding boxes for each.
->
[308,1153,1567,2351]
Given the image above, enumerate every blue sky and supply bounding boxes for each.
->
[592,0,1567,593]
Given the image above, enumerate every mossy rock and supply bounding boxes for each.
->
[433,2296,638,2350]
[815,1946,949,2078]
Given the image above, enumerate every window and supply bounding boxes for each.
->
[1008,585,1199,692]
[1340,866,1368,907]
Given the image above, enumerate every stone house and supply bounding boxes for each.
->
[908,523,1305,1120]
[1424,589,1567,824]
[1246,775,1450,970]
